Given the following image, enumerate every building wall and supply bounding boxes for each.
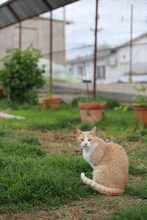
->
[67,57,109,83]
[131,37,147,73]
[0,17,65,67]
[67,35,147,83]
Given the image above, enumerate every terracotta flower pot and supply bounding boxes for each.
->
[78,102,107,123]
[38,97,61,110]
[133,103,147,127]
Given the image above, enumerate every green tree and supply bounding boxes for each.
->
[0,46,45,103]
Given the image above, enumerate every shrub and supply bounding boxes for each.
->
[71,96,120,109]
[0,46,45,103]
[133,85,147,106]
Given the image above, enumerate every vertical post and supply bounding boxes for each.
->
[19,21,22,49]
[50,11,53,95]
[129,4,133,83]
[63,6,66,66]
[93,0,98,98]
[83,62,90,97]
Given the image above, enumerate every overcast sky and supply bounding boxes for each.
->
[1,0,147,59]
[41,0,147,58]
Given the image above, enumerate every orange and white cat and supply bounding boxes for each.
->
[76,127,129,195]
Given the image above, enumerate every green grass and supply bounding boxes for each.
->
[111,206,147,220]
[97,110,137,136]
[1,102,81,131]
[0,154,93,211]
[20,135,41,145]
[0,98,146,218]
[0,136,94,213]
[129,164,147,176]
[0,99,136,133]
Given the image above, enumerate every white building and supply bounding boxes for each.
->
[67,33,147,83]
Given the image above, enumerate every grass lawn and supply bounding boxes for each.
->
[0,98,146,220]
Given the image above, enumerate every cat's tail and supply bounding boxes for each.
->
[81,173,124,196]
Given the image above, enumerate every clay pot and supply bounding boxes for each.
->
[78,102,107,123]
[133,103,147,127]
[38,97,61,110]
[38,98,46,110]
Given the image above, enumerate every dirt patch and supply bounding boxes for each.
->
[18,129,140,157]
[18,129,108,157]
[0,211,52,220]
[19,129,82,156]
[0,196,145,220]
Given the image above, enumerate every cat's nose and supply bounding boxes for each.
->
[84,143,88,146]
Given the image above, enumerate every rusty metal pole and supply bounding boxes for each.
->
[129,4,133,83]
[49,11,53,96]
[93,0,98,98]
[19,21,22,49]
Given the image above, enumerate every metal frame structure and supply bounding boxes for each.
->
[0,0,98,98]
[0,0,79,29]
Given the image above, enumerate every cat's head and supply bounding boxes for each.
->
[76,127,97,148]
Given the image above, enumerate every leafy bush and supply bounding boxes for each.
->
[0,46,45,103]
[71,96,120,109]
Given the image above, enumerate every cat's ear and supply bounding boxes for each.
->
[75,127,82,136]
[90,127,96,136]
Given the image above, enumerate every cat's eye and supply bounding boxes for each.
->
[81,139,84,141]
[88,139,91,141]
